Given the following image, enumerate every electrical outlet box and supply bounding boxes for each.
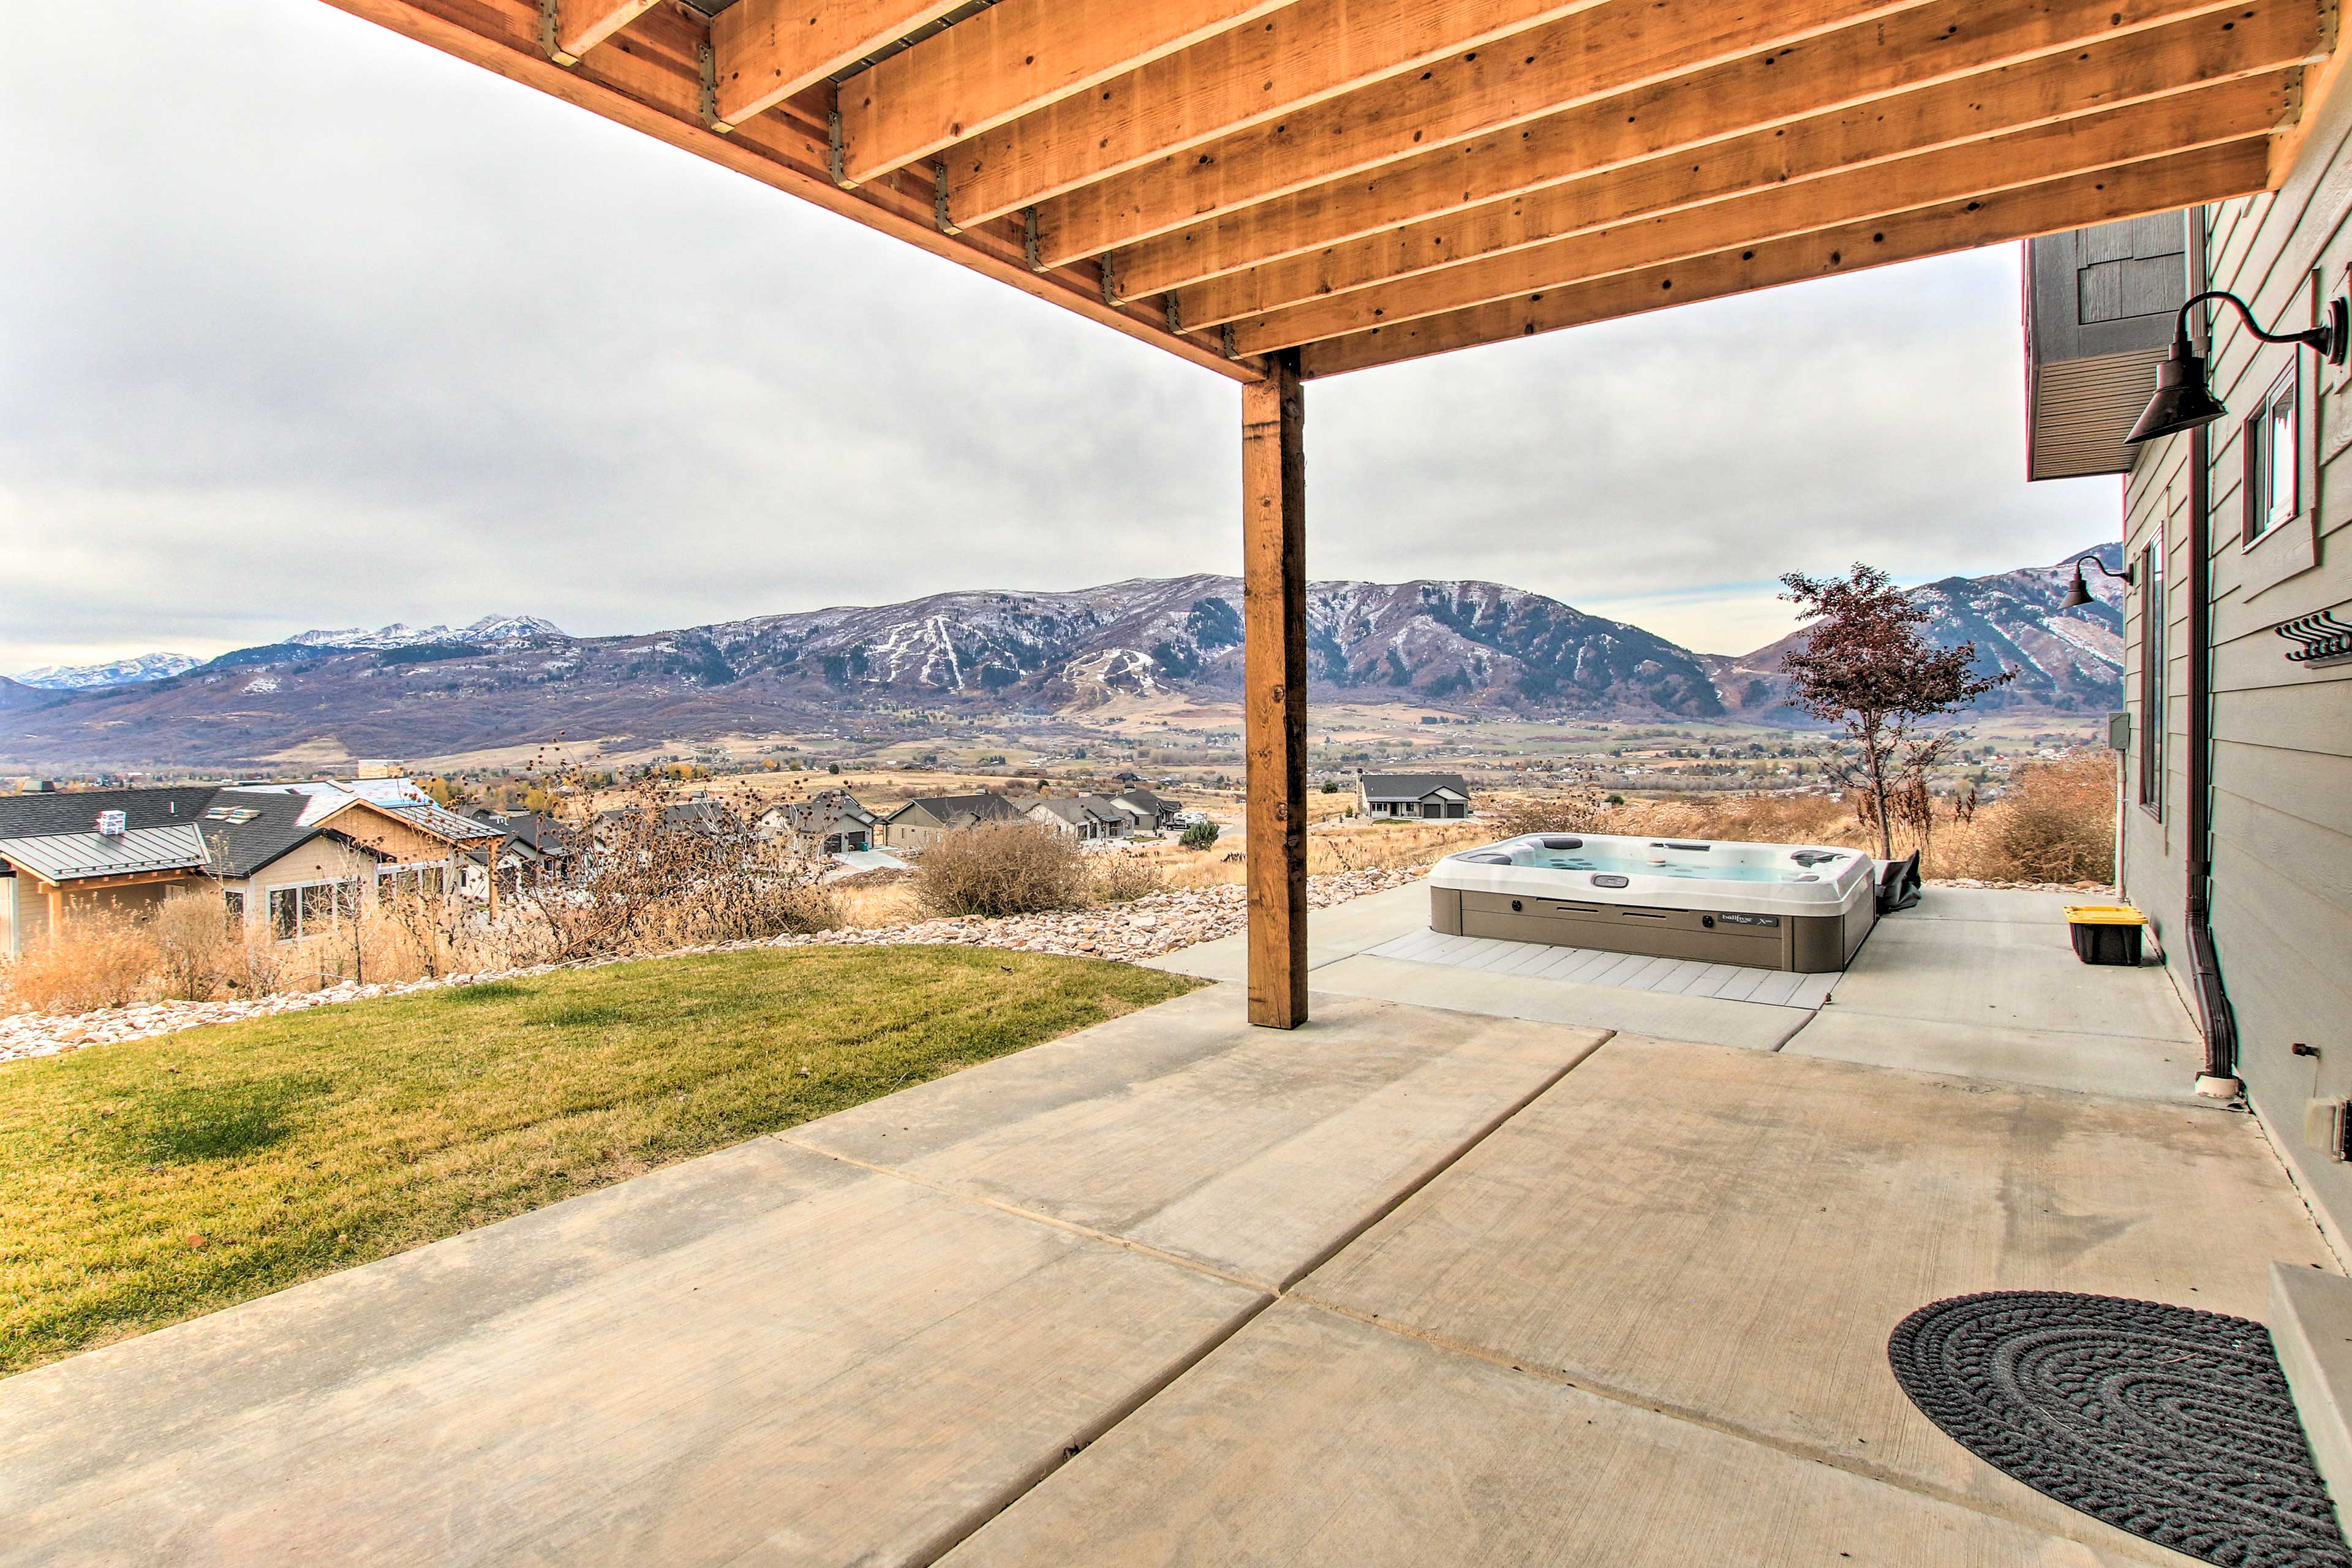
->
[2307,1099,2351,1161]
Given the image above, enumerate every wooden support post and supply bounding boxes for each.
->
[1242,350,1308,1029]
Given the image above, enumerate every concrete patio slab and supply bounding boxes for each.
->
[1786,1009,2204,1102]
[1305,954,1810,1050]
[1297,1035,2334,1561]
[1786,887,2203,1100]
[0,1136,1266,1567]
[1141,881,1429,981]
[786,981,1607,1289]
[1827,897,2197,1045]
[943,1298,2142,1568]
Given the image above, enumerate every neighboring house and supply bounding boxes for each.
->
[1357,773,1472,820]
[1112,789,1184,834]
[875,792,1024,851]
[2023,181,2352,1246]
[465,808,577,888]
[756,790,876,857]
[0,780,504,956]
[1025,794,1133,842]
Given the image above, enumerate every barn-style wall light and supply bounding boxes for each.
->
[2126,288,2351,446]
[2060,552,2135,608]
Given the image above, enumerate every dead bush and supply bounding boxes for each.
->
[1091,848,1168,904]
[511,774,840,960]
[1973,754,2116,884]
[1,913,156,1013]
[914,823,1091,918]
[1488,787,1621,839]
[149,894,236,1000]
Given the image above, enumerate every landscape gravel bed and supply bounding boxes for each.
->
[0,867,1421,1066]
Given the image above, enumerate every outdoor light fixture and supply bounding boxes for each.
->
[2060,553,2133,609]
[2125,288,2352,446]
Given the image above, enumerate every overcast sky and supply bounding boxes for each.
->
[1,0,2119,675]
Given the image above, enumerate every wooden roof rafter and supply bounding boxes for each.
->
[322,0,2331,380]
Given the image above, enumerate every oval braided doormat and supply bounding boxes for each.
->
[1888,1291,2351,1568]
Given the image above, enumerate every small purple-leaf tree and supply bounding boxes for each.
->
[1779,564,2015,862]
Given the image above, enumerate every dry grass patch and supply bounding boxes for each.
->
[0,945,1201,1377]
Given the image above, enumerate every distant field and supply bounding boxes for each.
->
[0,947,1201,1377]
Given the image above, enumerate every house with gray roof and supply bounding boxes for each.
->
[755,790,876,858]
[1357,772,1473,820]
[875,792,1024,851]
[1024,794,1133,842]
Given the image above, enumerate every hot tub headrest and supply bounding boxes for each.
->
[1455,852,1515,864]
[1537,836,1583,850]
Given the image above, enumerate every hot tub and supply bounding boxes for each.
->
[1427,832,1878,973]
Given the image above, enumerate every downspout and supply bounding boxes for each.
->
[2185,208,2241,1098]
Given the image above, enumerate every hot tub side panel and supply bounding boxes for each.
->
[1447,891,1863,972]
[1430,886,1464,935]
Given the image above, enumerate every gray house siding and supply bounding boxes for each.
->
[2120,80,2352,1253]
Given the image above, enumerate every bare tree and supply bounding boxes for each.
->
[1779,564,2013,862]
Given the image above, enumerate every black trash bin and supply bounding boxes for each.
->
[2065,905,2146,965]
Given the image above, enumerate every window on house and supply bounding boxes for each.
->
[266,878,364,941]
[376,864,445,900]
[2138,537,2166,813]
[2242,364,2299,543]
[222,889,243,925]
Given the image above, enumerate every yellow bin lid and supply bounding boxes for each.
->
[2064,903,2147,926]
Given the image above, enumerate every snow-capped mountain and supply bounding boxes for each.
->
[0,557,2124,767]
[287,615,567,650]
[12,652,200,690]
[1705,543,2127,718]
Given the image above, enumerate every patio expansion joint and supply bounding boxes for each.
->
[768,1022,1615,1299]
[1278,1289,2192,1566]
[766,1023,1622,1566]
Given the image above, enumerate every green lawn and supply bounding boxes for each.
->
[0,945,1201,1377]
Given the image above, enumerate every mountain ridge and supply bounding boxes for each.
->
[0,556,2124,769]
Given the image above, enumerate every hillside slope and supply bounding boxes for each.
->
[0,556,2124,769]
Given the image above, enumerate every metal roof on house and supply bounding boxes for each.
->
[0,786,217,841]
[1359,774,1471,801]
[0,823,208,883]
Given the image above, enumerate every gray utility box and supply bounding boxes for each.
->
[1429,886,1873,974]
[2024,212,2192,481]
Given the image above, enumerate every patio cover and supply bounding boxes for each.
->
[314,0,2341,1023]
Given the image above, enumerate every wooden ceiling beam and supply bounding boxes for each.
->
[1039,0,1948,269]
[711,0,967,130]
[318,0,1261,380]
[1059,0,2262,276]
[545,0,660,64]
[1175,10,2316,330]
[835,0,1293,187]
[1235,75,2292,352]
[1298,136,2274,376]
[938,0,1614,228]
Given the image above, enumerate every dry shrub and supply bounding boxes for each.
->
[914,823,1091,918]
[1091,848,1168,904]
[1972,754,2116,884]
[0,912,155,1013]
[513,778,842,960]
[1488,787,1621,839]
[149,894,236,1000]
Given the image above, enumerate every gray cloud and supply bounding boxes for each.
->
[1,0,2113,670]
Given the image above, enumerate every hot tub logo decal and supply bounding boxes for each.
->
[1715,912,1781,928]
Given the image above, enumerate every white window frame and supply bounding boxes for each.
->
[2244,363,2299,545]
[267,877,364,941]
